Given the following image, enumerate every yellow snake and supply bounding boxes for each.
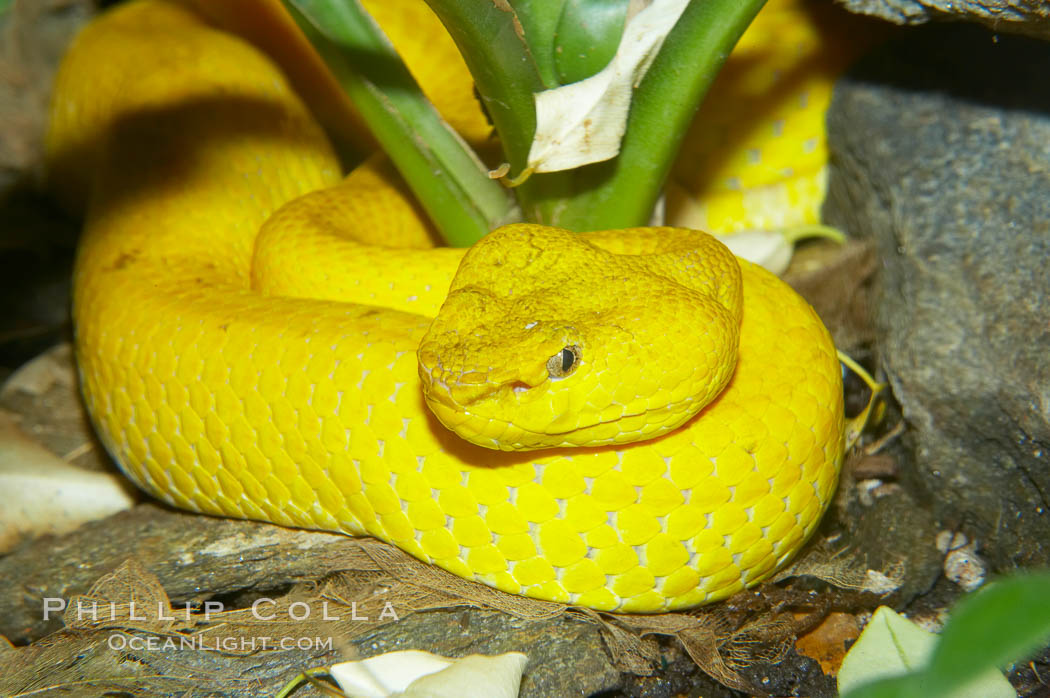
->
[48,0,860,612]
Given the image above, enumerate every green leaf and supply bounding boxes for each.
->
[839,574,1050,698]
[524,0,768,229]
[553,0,629,84]
[838,606,939,695]
[837,604,1016,698]
[839,673,928,698]
[525,0,687,175]
[926,571,1050,693]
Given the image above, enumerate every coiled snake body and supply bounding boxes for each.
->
[49,0,846,612]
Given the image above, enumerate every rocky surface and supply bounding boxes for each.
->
[0,502,842,697]
[837,0,1050,41]
[0,505,625,697]
[825,23,1050,573]
[0,0,94,193]
[0,1,92,380]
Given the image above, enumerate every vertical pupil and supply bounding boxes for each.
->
[561,348,574,373]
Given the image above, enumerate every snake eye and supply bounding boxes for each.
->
[547,346,580,378]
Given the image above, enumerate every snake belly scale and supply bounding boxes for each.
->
[48,0,845,612]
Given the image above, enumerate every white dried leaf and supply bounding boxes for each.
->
[861,569,902,595]
[712,230,795,275]
[330,650,528,698]
[0,414,135,553]
[837,606,1015,698]
[405,653,528,698]
[526,0,688,173]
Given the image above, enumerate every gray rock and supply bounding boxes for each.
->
[0,504,626,697]
[355,609,623,698]
[0,0,95,197]
[836,0,1050,41]
[824,24,1050,571]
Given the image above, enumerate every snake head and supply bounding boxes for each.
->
[417,224,743,451]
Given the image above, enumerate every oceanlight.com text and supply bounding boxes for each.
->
[106,632,335,653]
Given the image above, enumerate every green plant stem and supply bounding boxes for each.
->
[503,0,563,88]
[283,0,516,247]
[422,0,545,177]
[525,0,768,230]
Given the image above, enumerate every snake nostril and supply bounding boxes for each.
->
[511,381,530,394]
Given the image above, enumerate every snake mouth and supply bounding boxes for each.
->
[424,372,545,409]
[423,381,704,451]
[419,353,551,408]
[419,354,716,450]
